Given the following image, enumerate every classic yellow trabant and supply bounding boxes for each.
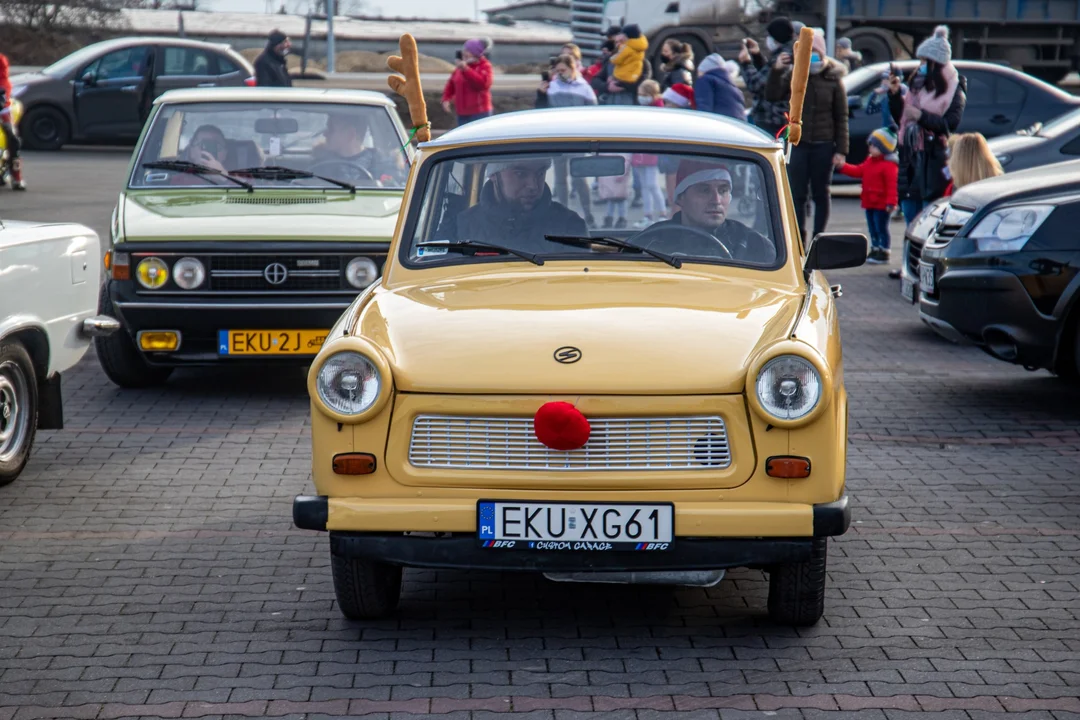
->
[293,107,867,626]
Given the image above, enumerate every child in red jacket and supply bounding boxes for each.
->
[836,127,898,264]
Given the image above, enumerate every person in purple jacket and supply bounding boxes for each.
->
[694,54,746,120]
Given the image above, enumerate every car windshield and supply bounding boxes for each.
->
[41,44,112,77]
[1036,107,1080,138]
[404,148,781,268]
[130,101,410,190]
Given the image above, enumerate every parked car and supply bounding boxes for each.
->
[987,106,1080,173]
[95,87,412,388]
[842,60,1080,168]
[0,221,118,485]
[292,107,866,626]
[899,197,949,304]
[917,160,1080,378]
[8,37,255,151]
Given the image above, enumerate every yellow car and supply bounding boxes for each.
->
[293,107,867,626]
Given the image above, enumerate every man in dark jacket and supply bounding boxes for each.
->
[455,159,588,252]
[255,30,292,87]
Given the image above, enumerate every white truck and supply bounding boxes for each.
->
[0,220,118,485]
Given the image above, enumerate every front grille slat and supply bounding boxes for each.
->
[408,415,731,471]
[207,254,357,292]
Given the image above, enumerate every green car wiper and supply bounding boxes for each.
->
[544,234,682,268]
[232,165,356,193]
[416,240,545,265]
[142,160,254,192]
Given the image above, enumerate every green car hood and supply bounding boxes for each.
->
[121,190,403,242]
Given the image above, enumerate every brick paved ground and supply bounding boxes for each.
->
[1,150,1078,719]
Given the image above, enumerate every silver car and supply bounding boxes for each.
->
[987,107,1080,173]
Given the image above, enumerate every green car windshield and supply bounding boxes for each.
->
[131,101,410,190]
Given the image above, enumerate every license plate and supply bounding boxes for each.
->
[478,501,674,551]
[919,262,936,295]
[901,277,915,303]
[218,329,328,356]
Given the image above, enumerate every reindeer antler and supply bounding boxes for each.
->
[387,34,431,144]
[783,26,815,146]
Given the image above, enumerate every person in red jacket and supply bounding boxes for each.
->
[442,39,494,127]
[836,127,899,264]
[0,51,26,190]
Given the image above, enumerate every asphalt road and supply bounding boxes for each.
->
[2,148,1080,720]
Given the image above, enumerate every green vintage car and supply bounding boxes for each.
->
[96,87,412,387]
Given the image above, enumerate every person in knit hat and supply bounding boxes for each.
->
[442,38,495,126]
[738,15,795,137]
[661,83,695,108]
[641,159,776,265]
[835,37,863,72]
[835,127,899,264]
[887,24,967,224]
[694,53,746,119]
[254,29,292,87]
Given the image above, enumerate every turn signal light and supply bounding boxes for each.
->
[766,456,811,479]
[138,331,180,352]
[333,453,377,475]
[112,252,130,281]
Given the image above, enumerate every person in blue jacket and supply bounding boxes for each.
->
[694,54,746,120]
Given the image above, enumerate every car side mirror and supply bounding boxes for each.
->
[81,71,97,86]
[805,233,868,271]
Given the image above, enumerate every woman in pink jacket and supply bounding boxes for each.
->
[442,39,494,127]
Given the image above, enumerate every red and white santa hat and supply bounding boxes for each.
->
[674,160,733,199]
[661,83,695,109]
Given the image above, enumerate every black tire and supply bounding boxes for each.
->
[94,285,172,388]
[0,341,39,487]
[330,547,402,620]
[846,30,893,66]
[20,106,70,151]
[767,537,827,626]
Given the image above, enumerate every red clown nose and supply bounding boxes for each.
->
[533,401,591,451]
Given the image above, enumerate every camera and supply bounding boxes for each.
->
[199,139,222,156]
[454,50,462,60]
[540,70,550,82]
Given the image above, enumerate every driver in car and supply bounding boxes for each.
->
[312,112,405,184]
[644,160,776,265]
[168,125,230,185]
[455,158,588,249]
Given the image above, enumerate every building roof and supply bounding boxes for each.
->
[153,86,396,107]
[486,0,570,13]
[424,107,781,150]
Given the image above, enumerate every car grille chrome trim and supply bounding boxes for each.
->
[408,415,732,471]
[224,196,328,205]
[932,207,974,243]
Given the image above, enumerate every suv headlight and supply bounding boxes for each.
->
[755,355,822,422]
[172,257,205,290]
[135,257,169,289]
[970,205,1053,253]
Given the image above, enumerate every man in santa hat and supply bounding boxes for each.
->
[661,83,695,109]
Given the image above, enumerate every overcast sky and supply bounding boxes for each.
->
[198,0,502,20]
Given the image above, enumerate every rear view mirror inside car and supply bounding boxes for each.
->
[570,155,626,178]
[255,118,299,135]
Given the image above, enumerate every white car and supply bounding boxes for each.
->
[0,220,118,485]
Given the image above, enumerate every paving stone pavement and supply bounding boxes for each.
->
[1,150,1079,718]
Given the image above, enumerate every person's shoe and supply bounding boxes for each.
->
[603,215,613,229]
[888,268,902,279]
[11,161,26,191]
[880,248,892,263]
[614,217,627,229]
[631,190,643,208]
[866,248,885,264]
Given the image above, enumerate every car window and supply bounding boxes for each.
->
[964,73,995,107]
[217,55,241,75]
[131,101,410,189]
[404,149,781,269]
[86,46,151,81]
[162,47,214,76]
[996,76,1026,105]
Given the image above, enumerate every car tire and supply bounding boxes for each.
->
[0,341,39,487]
[21,106,71,151]
[767,537,827,626]
[94,285,172,388]
[330,548,402,620]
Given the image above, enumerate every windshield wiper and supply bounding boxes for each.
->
[232,165,356,193]
[142,160,254,191]
[544,234,682,268]
[416,240,545,265]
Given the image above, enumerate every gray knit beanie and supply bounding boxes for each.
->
[916,25,952,65]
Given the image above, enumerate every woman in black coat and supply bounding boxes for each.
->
[659,39,695,90]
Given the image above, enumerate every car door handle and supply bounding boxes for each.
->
[121,85,139,93]
[196,82,215,87]
[990,114,1012,124]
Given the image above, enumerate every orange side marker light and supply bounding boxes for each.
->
[766,456,811,479]
[333,453,377,475]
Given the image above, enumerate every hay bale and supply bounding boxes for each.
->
[335,50,454,73]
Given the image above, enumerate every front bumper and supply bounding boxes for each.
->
[294,495,850,571]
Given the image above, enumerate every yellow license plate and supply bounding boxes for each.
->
[218,330,328,356]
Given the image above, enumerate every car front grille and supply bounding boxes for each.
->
[408,415,732,471]
[906,238,923,277]
[932,207,974,243]
[210,255,344,291]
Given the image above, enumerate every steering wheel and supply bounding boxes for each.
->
[629,223,734,261]
[308,160,377,186]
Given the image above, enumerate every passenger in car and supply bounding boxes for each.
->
[642,160,777,264]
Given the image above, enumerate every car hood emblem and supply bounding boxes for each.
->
[554,346,582,364]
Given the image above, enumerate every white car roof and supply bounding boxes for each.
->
[423,107,781,150]
[153,87,397,108]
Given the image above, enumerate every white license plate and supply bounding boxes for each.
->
[478,501,674,551]
[901,277,915,303]
[919,262,936,295]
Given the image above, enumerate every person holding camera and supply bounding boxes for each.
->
[738,17,796,137]
[442,39,494,127]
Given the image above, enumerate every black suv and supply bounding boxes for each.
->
[918,160,1080,378]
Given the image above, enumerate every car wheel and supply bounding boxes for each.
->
[330,545,402,620]
[20,106,70,151]
[94,285,172,388]
[845,29,893,66]
[767,537,827,626]
[0,341,39,487]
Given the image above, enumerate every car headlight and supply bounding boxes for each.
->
[970,205,1053,253]
[345,257,379,289]
[135,257,169,289]
[755,355,822,422]
[316,351,381,416]
[171,257,205,290]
